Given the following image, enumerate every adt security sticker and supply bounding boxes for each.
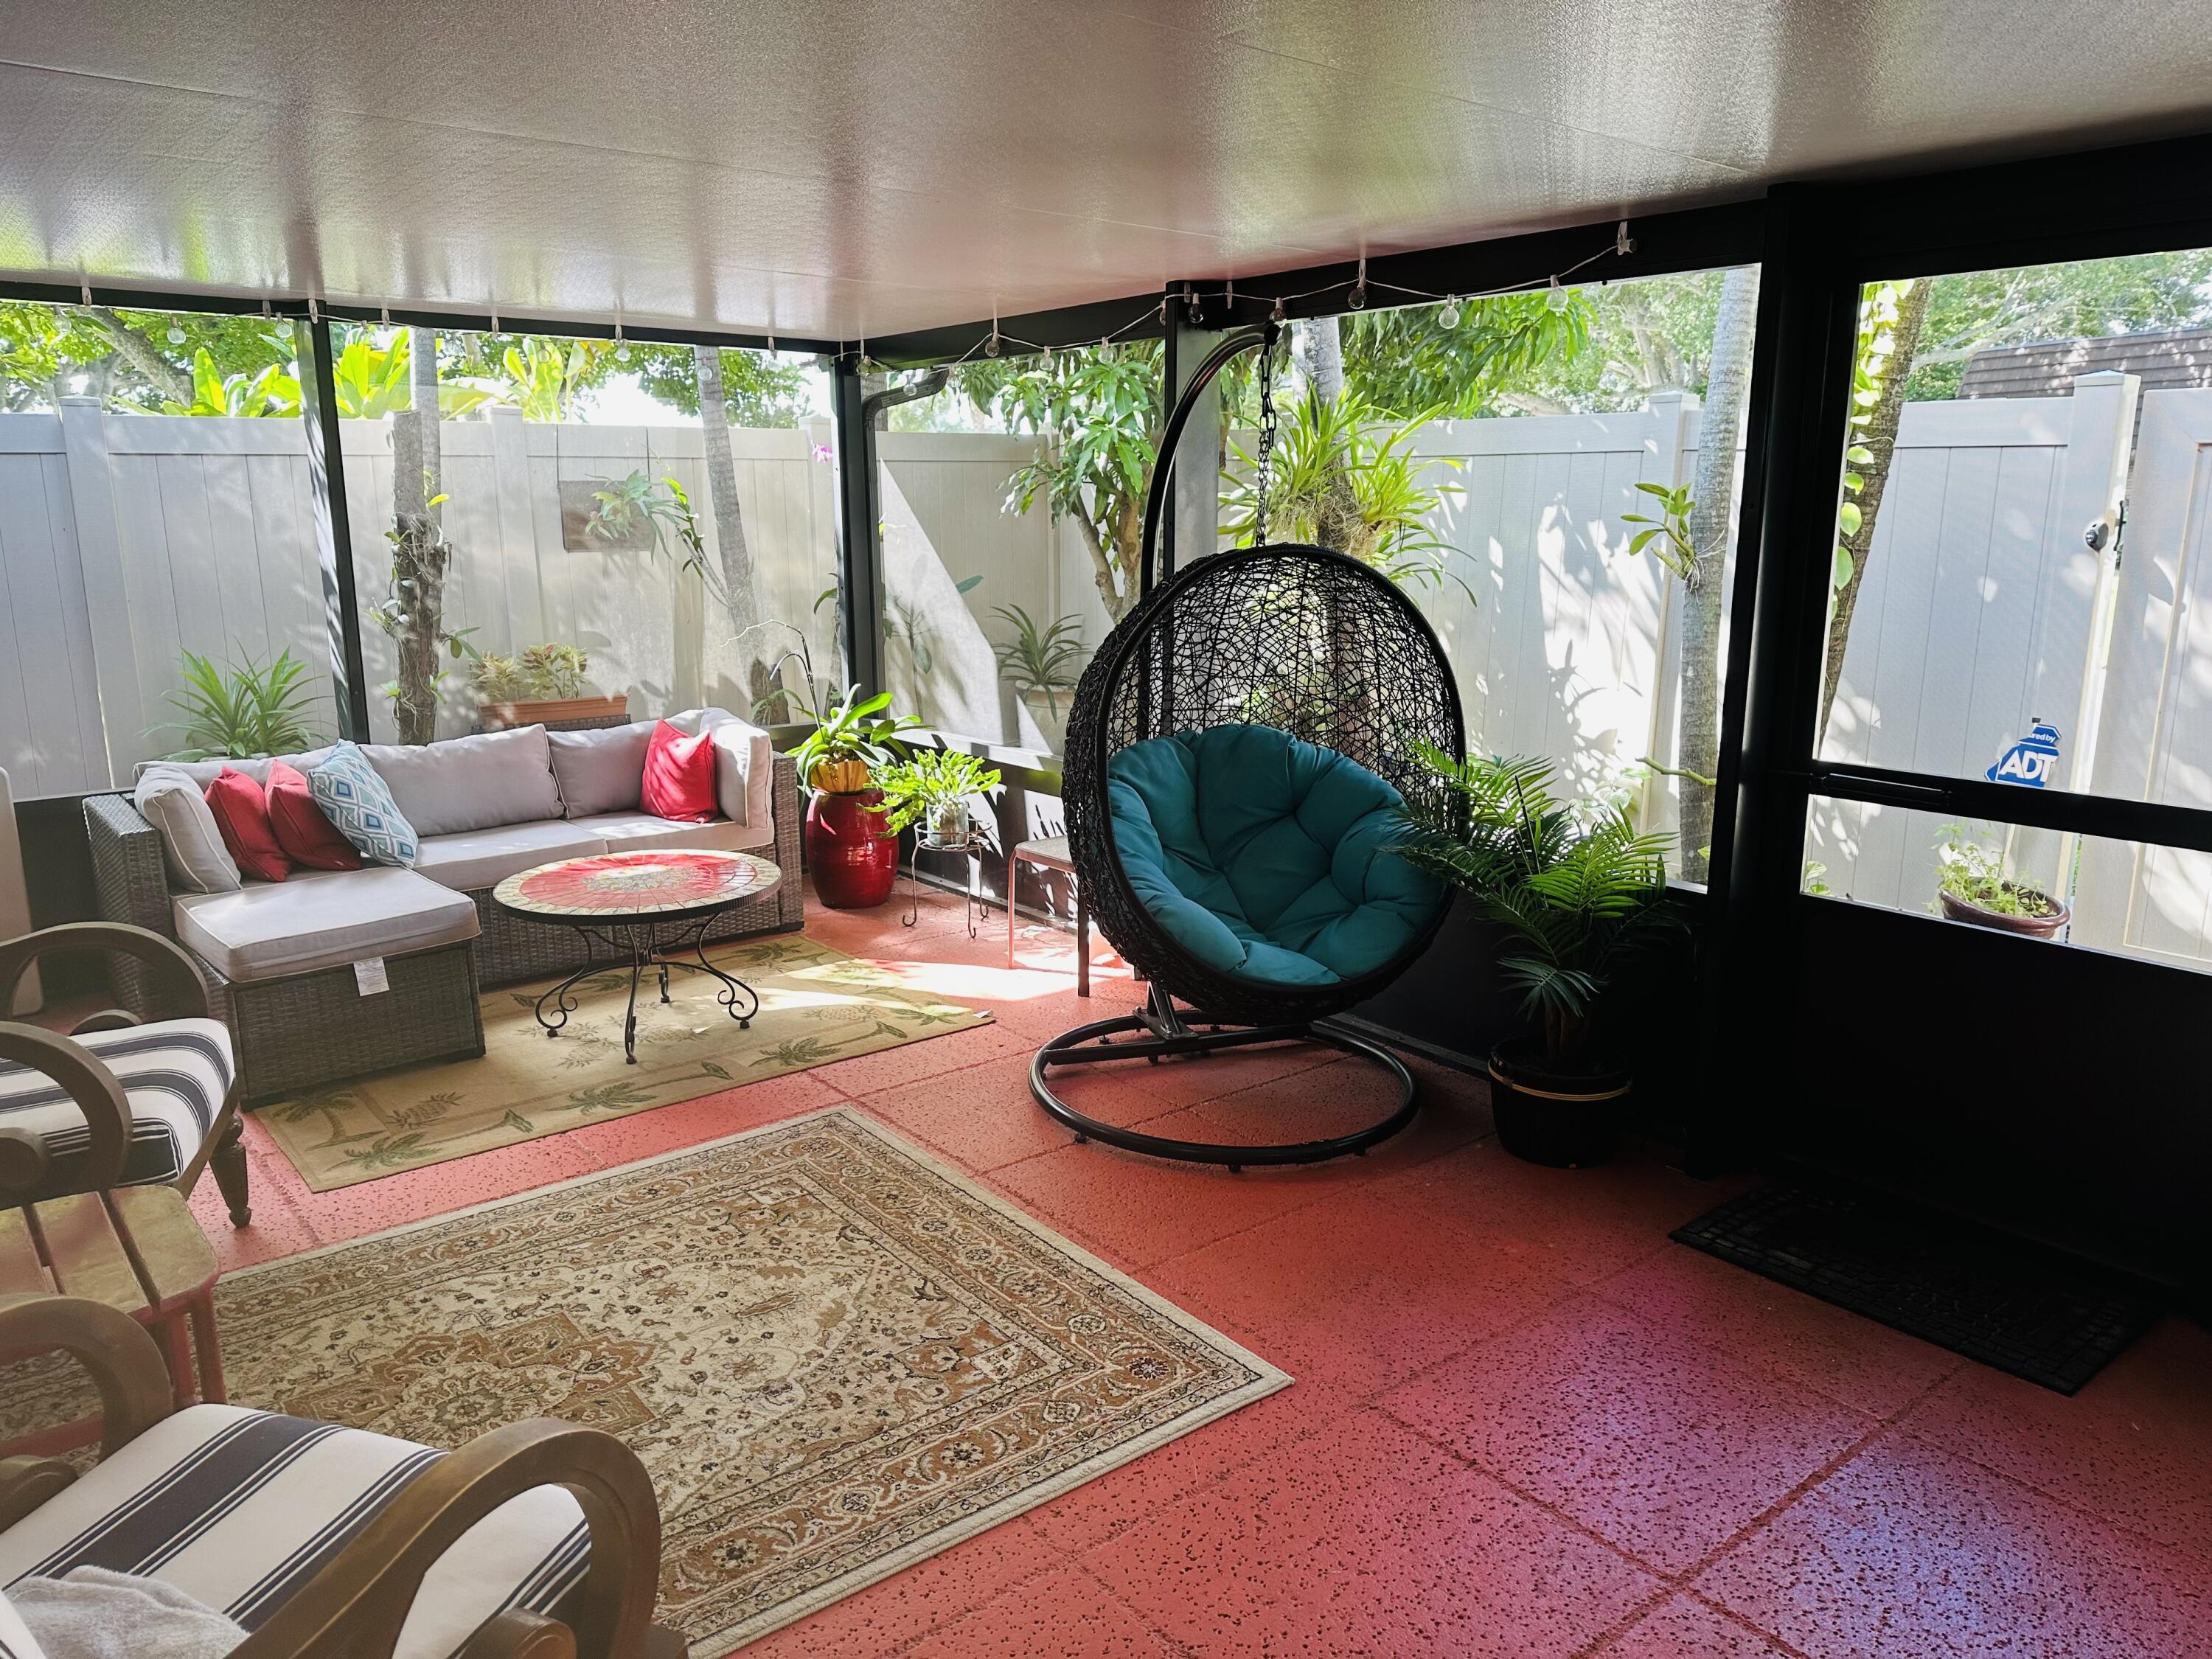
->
[1986,720,2061,788]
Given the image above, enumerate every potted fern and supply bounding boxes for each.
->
[1392,748,1679,1167]
[473,641,627,730]
[874,749,1004,847]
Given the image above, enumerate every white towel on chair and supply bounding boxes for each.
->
[10,1565,245,1659]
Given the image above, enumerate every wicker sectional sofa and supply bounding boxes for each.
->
[86,714,802,1105]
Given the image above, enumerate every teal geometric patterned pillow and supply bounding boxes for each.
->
[308,741,419,867]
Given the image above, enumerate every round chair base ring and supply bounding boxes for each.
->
[1030,1014,1418,1169]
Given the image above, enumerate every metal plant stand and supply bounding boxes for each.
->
[493,849,784,1065]
[903,830,990,937]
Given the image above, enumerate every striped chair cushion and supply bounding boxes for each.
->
[0,1019,230,1190]
[0,1406,588,1659]
[0,1590,48,1659]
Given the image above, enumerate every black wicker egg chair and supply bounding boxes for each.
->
[1031,325,1464,1169]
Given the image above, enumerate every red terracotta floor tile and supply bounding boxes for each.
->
[1361,1135,1741,1287]
[1023,1381,1331,1559]
[851,1053,1175,1175]
[1896,1312,2212,1558]
[1379,1294,1874,1575]
[808,1018,1035,1096]
[900,1562,1180,1658]
[1082,1408,1660,1658]
[742,1514,1064,1656]
[1114,1036,1343,1109]
[1598,1594,1796,1658]
[191,1165,321,1270]
[985,1138,1363,1269]
[1590,1245,1964,1420]
[1696,1435,2212,1658]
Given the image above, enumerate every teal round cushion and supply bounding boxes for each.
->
[1105,724,1444,987]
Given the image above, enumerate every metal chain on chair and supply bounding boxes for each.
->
[1253,323,1280,546]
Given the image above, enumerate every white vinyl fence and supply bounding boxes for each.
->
[10,379,2212,970]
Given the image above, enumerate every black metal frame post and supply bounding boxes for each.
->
[296,316,372,742]
[830,355,885,700]
[1161,299,1224,582]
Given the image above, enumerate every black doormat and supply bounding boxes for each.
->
[1672,1181,2164,1394]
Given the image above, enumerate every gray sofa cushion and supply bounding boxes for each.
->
[547,725,651,818]
[363,727,563,836]
[412,821,607,892]
[133,768,241,894]
[573,811,774,856]
[173,868,480,983]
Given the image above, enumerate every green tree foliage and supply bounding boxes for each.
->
[954,343,1164,619]
[0,302,296,413]
[1903,251,2212,399]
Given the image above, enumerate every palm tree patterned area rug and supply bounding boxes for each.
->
[260,935,992,1190]
[26,1110,1290,1655]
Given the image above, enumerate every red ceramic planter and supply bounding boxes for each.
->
[807,789,898,908]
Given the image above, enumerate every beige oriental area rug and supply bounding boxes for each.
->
[261,935,991,1190]
[209,1110,1284,1653]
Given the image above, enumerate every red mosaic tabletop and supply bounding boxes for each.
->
[493,849,781,919]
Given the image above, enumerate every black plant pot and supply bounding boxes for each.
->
[1486,1038,1632,1169]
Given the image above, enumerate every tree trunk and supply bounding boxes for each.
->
[1817,280,1933,748]
[695,345,771,714]
[383,329,448,743]
[88,310,187,405]
[1296,317,1362,552]
[1676,267,1760,882]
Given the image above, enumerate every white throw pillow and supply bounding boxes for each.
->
[548,724,653,818]
[132,768,241,894]
[362,726,563,835]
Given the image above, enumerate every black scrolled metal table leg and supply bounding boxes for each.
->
[621,923,647,1064]
[533,961,594,1038]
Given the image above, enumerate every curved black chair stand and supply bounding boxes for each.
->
[1032,984,1419,1171]
[1029,323,1464,1170]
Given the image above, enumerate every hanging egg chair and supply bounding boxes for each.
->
[1032,323,1464,1167]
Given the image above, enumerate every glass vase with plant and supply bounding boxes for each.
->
[874,749,1004,846]
[1933,822,2069,937]
[160,647,326,760]
[786,684,924,795]
[1391,747,1679,1165]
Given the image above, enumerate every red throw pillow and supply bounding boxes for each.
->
[204,768,291,882]
[641,720,719,822]
[266,760,364,871]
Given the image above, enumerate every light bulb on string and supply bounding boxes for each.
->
[1545,276,1570,314]
[1436,296,1462,330]
[166,321,186,345]
[615,345,630,364]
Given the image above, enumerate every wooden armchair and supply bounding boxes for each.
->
[0,922,250,1226]
[0,1297,683,1658]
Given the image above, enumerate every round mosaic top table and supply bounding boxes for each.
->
[493,850,783,1062]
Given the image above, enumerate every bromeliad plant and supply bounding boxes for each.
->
[1220,388,1469,599]
[872,748,1004,842]
[990,605,1085,717]
[1391,747,1677,1071]
[787,684,925,795]
[160,647,325,759]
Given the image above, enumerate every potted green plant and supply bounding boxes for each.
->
[1392,748,1679,1167]
[1933,822,2069,939]
[474,641,627,730]
[159,647,325,759]
[990,605,1085,751]
[875,749,1004,847]
[786,685,926,908]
